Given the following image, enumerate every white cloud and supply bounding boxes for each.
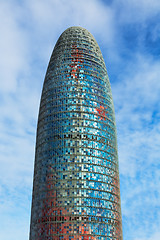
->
[0,1,30,93]
[134,231,160,240]
[113,0,160,23]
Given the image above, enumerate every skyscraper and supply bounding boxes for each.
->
[29,26,123,239]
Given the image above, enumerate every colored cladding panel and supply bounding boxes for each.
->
[29,27,123,239]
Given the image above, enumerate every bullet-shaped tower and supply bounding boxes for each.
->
[29,26,123,240]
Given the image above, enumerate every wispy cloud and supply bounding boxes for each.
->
[134,231,160,240]
[0,1,29,92]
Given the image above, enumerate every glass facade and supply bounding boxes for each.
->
[29,27,123,240]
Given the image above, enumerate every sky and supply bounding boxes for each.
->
[0,0,160,239]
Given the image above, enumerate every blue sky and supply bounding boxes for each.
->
[0,0,160,239]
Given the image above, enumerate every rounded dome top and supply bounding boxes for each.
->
[54,26,105,68]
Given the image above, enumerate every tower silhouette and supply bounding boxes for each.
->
[29,26,123,240]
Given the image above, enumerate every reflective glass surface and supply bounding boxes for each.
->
[29,27,123,240]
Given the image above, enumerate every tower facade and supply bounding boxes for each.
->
[29,27,123,239]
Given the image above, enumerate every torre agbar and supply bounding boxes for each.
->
[29,27,123,240]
